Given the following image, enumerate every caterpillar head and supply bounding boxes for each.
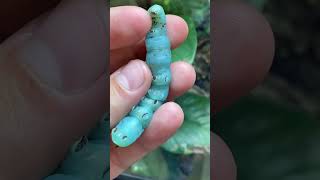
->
[148,4,166,25]
[111,117,144,147]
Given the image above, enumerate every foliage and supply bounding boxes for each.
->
[161,91,210,155]
[171,16,197,64]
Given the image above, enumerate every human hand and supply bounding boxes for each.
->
[0,0,274,179]
[109,6,196,179]
[212,1,275,180]
[0,0,107,179]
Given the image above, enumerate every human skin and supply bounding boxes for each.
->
[0,0,195,179]
[0,0,274,179]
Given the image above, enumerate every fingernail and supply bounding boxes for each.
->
[115,61,146,90]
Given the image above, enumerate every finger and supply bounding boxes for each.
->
[211,132,237,180]
[167,61,196,101]
[110,60,152,128]
[110,102,184,179]
[110,6,151,50]
[110,15,188,73]
[110,61,195,128]
[213,0,275,111]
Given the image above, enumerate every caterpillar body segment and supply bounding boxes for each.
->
[111,4,171,147]
[147,85,170,101]
[111,116,144,147]
[129,106,153,128]
[146,50,171,68]
[139,96,163,111]
[145,36,170,51]
[151,68,171,86]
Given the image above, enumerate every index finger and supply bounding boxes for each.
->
[110,6,151,50]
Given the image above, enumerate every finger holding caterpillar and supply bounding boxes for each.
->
[110,60,195,128]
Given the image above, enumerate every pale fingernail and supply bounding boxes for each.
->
[115,61,146,90]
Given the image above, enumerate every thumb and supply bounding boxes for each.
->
[110,60,152,128]
[4,0,107,92]
[0,0,107,179]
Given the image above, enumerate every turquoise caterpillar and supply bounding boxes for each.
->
[111,4,171,147]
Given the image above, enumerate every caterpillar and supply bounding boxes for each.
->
[111,4,171,147]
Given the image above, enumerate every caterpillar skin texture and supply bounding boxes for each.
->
[111,4,171,147]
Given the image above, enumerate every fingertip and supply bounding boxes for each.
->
[168,61,196,99]
[153,102,184,129]
[167,15,189,49]
[159,101,184,125]
[172,61,196,88]
[143,102,184,142]
[110,6,152,49]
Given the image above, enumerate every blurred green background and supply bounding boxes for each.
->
[214,0,320,180]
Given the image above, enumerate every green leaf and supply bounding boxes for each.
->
[171,17,198,64]
[152,0,190,16]
[173,0,210,27]
[161,91,210,154]
[128,149,169,179]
